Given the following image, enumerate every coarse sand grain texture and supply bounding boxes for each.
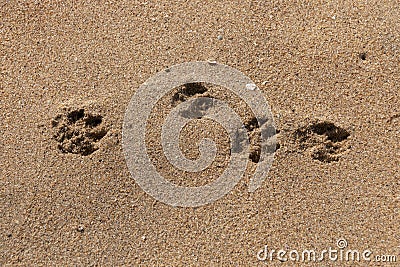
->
[1,1,399,266]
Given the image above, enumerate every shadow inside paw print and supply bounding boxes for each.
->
[52,108,108,156]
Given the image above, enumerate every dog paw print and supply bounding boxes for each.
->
[51,108,108,156]
[288,121,351,163]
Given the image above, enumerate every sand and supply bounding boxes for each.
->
[1,0,399,266]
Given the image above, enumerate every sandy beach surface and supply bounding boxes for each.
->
[1,1,399,266]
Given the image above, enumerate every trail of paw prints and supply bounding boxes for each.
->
[277,120,351,163]
[51,107,108,156]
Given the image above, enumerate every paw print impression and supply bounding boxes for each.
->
[52,108,108,156]
[292,121,351,163]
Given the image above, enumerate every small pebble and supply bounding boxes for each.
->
[246,83,257,90]
[77,225,84,233]
[217,35,223,40]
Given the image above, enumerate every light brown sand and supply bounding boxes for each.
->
[1,1,399,266]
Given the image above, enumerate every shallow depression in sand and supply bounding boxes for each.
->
[52,107,108,156]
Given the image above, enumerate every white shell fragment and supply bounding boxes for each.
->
[246,83,257,90]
